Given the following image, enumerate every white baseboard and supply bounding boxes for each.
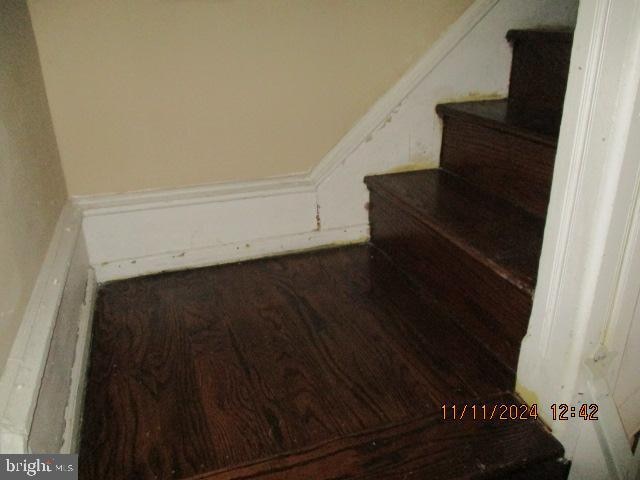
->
[94,225,368,283]
[566,355,640,480]
[0,204,84,453]
[81,184,321,282]
[61,268,97,454]
[28,232,94,454]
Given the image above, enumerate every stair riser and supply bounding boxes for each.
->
[440,115,555,218]
[369,191,532,373]
[508,34,572,114]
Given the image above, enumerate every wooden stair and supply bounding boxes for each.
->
[194,392,566,480]
[506,29,573,116]
[363,28,574,476]
[365,169,544,371]
[79,29,573,479]
[367,28,572,375]
[435,100,558,218]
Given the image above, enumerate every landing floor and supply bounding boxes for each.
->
[79,245,559,479]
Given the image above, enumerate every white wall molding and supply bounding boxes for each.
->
[75,175,315,215]
[93,224,368,283]
[584,354,640,480]
[28,230,94,454]
[61,268,97,454]
[81,186,327,282]
[564,350,640,480]
[77,0,578,283]
[0,204,84,453]
[517,0,640,471]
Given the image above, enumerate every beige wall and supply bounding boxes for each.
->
[0,1,68,369]
[28,0,472,196]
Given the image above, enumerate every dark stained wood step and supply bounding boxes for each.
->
[436,100,560,144]
[506,28,573,42]
[506,29,573,114]
[79,245,516,479]
[365,169,544,293]
[189,393,564,480]
[365,169,545,371]
[437,100,557,217]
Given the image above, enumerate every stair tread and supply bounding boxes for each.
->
[436,99,561,145]
[506,28,573,116]
[365,169,545,294]
[506,28,574,43]
[193,392,563,480]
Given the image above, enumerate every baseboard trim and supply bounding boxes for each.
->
[61,268,97,454]
[79,186,324,278]
[0,204,83,453]
[75,175,315,216]
[584,354,640,479]
[94,225,368,283]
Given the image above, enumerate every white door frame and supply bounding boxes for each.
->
[517,0,640,466]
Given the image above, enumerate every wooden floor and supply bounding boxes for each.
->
[80,245,562,479]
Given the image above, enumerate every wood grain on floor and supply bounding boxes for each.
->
[79,245,556,479]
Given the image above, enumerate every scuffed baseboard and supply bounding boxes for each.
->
[93,225,368,283]
[61,268,97,454]
[0,204,88,453]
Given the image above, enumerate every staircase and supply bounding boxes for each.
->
[366,28,573,375]
[80,30,573,479]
